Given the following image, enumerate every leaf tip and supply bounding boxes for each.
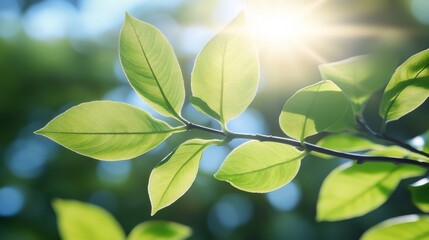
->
[150,207,158,216]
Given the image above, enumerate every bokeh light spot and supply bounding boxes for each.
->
[0,186,25,217]
[23,0,77,40]
[410,0,429,25]
[266,182,301,211]
[97,160,131,184]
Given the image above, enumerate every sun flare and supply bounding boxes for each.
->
[246,0,330,63]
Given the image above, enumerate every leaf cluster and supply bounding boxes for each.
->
[36,12,429,239]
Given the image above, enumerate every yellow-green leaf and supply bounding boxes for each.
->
[361,215,429,240]
[191,12,259,127]
[149,139,220,215]
[53,199,126,240]
[317,147,425,221]
[36,101,179,161]
[379,48,429,123]
[128,221,191,240]
[279,80,350,142]
[315,133,383,159]
[214,141,305,193]
[120,13,185,119]
[319,54,395,115]
[409,178,429,213]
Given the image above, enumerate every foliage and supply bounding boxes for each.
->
[36,12,429,239]
[54,199,191,240]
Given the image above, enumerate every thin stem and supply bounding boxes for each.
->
[357,116,429,158]
[187,122,429,169]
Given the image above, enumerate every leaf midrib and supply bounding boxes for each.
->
[128,18,181,120]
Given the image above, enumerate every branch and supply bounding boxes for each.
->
[187,122,429,169]
[357,116,429,158]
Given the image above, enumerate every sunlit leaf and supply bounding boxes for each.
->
[279,80,350,142]
[53,199,125,240]
[314,133,382,159]
[361,215,429,240]
[317,147,425,221]
[120,13,185,119]
[379,48,429,123]
[36,101,180,160]
[149,139,220,215]
[191,12,259,127]
[409,178,429,213]
[190,96,220,120]
[128,221,191,240]
[325,100,356,132]
[215,141,305,193]
[319,54,395,115]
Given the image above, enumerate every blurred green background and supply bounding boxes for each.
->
[1,0,429,239]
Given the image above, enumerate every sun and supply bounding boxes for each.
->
[246,0,331,63]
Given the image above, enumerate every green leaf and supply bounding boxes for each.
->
[191,12,259,127]
[53,199,125,240]
[128,221,191,240]
[35,101,180,161]
[149,139,220,215]
[409,178,429,213]
[120,13,185,119]
[379,48,429,123]
[319,54,395,115]
[317,147,425,221]
[190,96,220,120]
[361,215,429,240]
[325,100,356,132]
[279,80,350,142]
[317,133,381,153]
[214,141,305,193]
[314,133,382,159]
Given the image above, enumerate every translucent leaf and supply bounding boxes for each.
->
[319,54,395,115]
[149,139,220,215]
[379,48,429,123]
[325,100,356,132]
[120,13,185,119]
[53,199,125,240]
[314,133,383,159]
[409,178,429,213]
[35,101,180,161]
[317,147,425,221]
[279,80,350,142]
[214,141,305,193]
[361,215,429,240]
[191,12,259,127]
[317,133,382,153]
[128,221,191,240]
